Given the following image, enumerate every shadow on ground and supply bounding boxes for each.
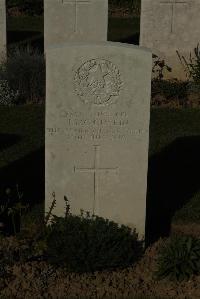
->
[117,33,139,45]
[1,135,200,241]
[108,33,139,45]
[146,136,200,246]
[0,147,44,235]
[0,133,21,150]
[7,31,44,52]
[7,31,39,44]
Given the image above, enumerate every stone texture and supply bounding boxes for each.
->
[45,42,152,239]
[140,0,200,80]
[0,0,6,61]
[44,0,108,49]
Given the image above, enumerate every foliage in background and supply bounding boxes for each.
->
[152,54,172,80]
[7,0,43,16]
[0,47,45,104]
[109,0,141,15]
[151,54,189,105]
[0,79,19,106]
[0,185,28,236]
[177,44,200,84]
[154,234,200,282]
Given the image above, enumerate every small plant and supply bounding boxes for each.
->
[0,193,56,267]
[151,54,190,106]
[0,193,143,273]
[7,201,29,235]
[152,54,172,80]
[0,184,28,236]
[154,234,200,282]
[42,196,143,273]
[17,192,57,260]
[177,44,200,84]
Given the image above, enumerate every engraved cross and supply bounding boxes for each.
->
[74,145,118,215]
[160,0,188,33]
[62,0,91,33]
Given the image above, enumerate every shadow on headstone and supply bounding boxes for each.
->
[0,147,44,235]
[146,136,200,246]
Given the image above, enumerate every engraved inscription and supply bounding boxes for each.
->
[160,0,188,33]
[47,111,148,141]
[74,145,118,214]
[74,59,123,106]
[62,0,91,33]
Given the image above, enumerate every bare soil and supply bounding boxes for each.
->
[0,233,200,299]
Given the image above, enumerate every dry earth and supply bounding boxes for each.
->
[0,235,200,299]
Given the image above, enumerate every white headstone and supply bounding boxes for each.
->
[140,0,200,80]
[44,0,108,49]
[0,0,6,61]
[45,42,152,239]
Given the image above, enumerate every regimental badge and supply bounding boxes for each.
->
[74,59,123,106]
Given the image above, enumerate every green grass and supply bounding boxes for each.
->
[0,105,200,167]
[7,15,140,45]
[2,107,200,167]
[149,108,200,225]
[0,105,44,168]
[108,16,140,43]
[149,108,200,156]
[7,16,44,49]
[5,15,140,53]
[7,16,139,37]
[7,16,44,33]
[173,191,200,224]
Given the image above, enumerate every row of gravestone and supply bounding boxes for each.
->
[0,0,199,241]
[1,0,200,80]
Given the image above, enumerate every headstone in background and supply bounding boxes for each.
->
[0,0,6,61]
[140,0,200,80]
[45,41,152,239]
[44,0,108,49]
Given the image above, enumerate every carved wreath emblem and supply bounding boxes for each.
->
[74,59,123,105]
